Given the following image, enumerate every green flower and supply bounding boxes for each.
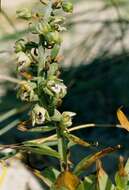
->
[61,111,76,127]
[31,104,49,126]
[15,39,26,53]
[18,81,38,102]
[47,80,67,98]
[16,8,32,20]
[16,51,31,71]
[62,1,73,13]
[46,31,62,46]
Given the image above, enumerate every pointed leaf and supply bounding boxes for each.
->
[115,172,128,190]
[115,156,129,190]
[65,133,91,148]
[77,175,96,190]
[28,126,56,133]
[96,160,115,190]
[43,167,60,183]
[74,146,121,176]
[23,142,60,159]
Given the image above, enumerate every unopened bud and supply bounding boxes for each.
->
[15,39,26,53]
[46,31,62,46]
[16,8,32,20]
[62,1,73,13]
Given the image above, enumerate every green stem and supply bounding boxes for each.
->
[57,125,67,172]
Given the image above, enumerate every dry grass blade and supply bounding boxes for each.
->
[74,145,121,176]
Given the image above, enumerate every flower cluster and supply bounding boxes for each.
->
[15,0,75,128]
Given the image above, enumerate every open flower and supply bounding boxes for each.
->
[18,81,38,102]
[47,80,67,98]
[61,111,76,127]
[16,51,31,71]
[31,104,49,126]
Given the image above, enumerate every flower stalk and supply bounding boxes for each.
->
[15,0,74,175]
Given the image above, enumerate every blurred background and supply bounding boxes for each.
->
[1,0,129,179]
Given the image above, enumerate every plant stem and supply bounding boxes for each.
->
[57,125,67,172]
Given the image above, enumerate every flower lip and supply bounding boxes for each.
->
[47,80,67,98]
[31,104,48,126]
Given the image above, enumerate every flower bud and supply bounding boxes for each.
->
[31,104,48,126]
[35,21,51,35]
[61,111,76,127]
[62,1,73,13]
[46,31,62,46]
[18,81,38,102]
[15,39,26,53]
[16,8,32,20]
[16,51,31,71]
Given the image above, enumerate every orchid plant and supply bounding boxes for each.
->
[0,0,127,190]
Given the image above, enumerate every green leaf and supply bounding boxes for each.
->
[77,175,96,190]
[43,167,60,183]
[28,125,56,133]
[23,142,60,159]
[125,158,129,173]
[65,133,91,148]
[115,172,129,190]
[96,160,115,190]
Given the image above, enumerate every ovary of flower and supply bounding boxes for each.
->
[31,104,47,126]
[16,51,31,70]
